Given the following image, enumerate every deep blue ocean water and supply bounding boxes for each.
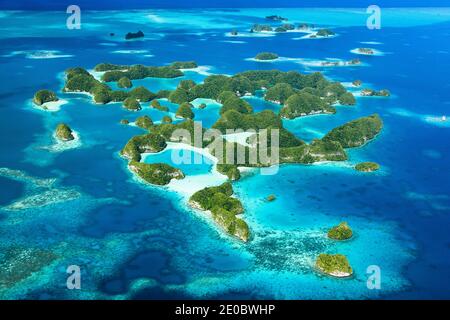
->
[0,8,449,299]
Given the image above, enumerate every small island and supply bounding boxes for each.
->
[175,102,195,119]
[357,47,375,55]
[150,99,169,112]
[266,15,288,21]
[323,114,383,148]
[33,89,58,106]
[121,133,167,161]
[266,194,276,202]
[316,29,335,37]
[123,97,142,111]
[135,115,153,130]
[355,162,380,172]
[120,119,129,125]
[327,222,353,240]
[315,254,353,278]
[352,80,362,87]
[254,52,279,61]
[250,24,273,32]
[125,30,144,40]
[55,123,75,141]
[117,76,132,88]
[189,182,250,242]
[129,161,184,185]
[161,115,172,124]
[361,89,390,97]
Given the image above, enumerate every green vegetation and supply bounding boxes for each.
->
[176,102,195,119]
[327,222,353,240]
[150,119,210,147]
[280,92,335,118]
[357,48,374,54]
[315,254,353,277]
[102,64,183,82]
[264,83,296,104]
[213,109,282,132]
[123,97,141,111]
[151,99,169,112]
[361,89,390,97]
[94,63,127,72]
[355,162,380,172]
[216,164,241,181]
[352,80,362,87]
[323,114,383,148]
[280,139,347,163]
[255,52,279,60]
[120,119,130,125]
[189,182,249,241]
[135,115,153,130]
[266,194,276,202]
[251,24,273,32]
[170,61,198,69]
[161,116,172,124]
[220,95,253,114]
[117,77,132,88]
[55,123,74,141]
[169,87,190,104]
[266,15,287,21]
[120,133,167,161]
[33,89,58,105]
[129,161,184,185]
[128,86,156,102]
[316,29,335,37]
[338,92,356,105]
[198,103,207,109]
[178,79,196,90]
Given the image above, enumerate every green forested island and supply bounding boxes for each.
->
[355,162,380,172]
[135,115,153,130]
[129,161,184,185]
[361,88,391,97]
[328,222,353,240]
[254,52,279,60]
[34,89,58,105]
[189,182,249,242]
[315,254,353,277]
[55,123,74,141]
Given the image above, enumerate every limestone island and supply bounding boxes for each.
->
[34,89,58,106]
[315,253,353,278]
[125,30,144,40]
[129,161,184,185]
[121,133,167,162]
[327,222,353,240]
[254,52,279,61]
[118,76,132,88]
[320,58,360,67]
[250,24,273,32]
[123,97,142,111]
[355,162,380,172]
[151,100,169,112]
[135,115,153,130]
[189,182,250,242]
[316,28,335,37]
[275,24,295,32]
[120,119,129,125]
[55,123,75,141]
[352,80,362,87]
[266,194,276,202]
[266,15,288,21]
[161,115,172,124]
[361,88,390,97]
[175,102,195,119]
[357,47,375,55]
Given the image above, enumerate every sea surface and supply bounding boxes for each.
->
[0,8,449,299]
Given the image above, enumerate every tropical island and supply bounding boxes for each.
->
[356,47,375,55]
[123,97,141,111]
[34,89,58,106]
[265,15,288,21]
[316,28,335,37]
[129,161,184,185]
[120,133,167,162]
[315,254,353,277]
[125,30,144,40]
[355,162,380,172]
[250,24,273,32]
[254,52,279,60]
[117,76,132,88]
[328,222,353,240]
[189,182,249,242]
[361,89,391,97]
[135,115,153,130]
[55,123,75,141]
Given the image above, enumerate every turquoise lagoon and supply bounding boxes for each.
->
[0,8,449,299]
